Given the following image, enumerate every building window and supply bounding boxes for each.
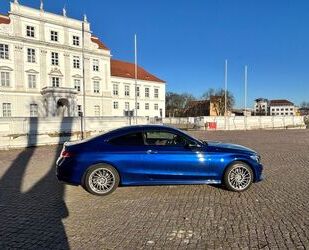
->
[73,36,80,46]
[50,30,58,42]
[113,84,119,96]
[93,81,100,93]
[154,88,159,98]
[77,105,82,115]
[136,86,140,97]
[124,85,130,96]
[93,59,99,71]
[94,105,100,116]
[125,102,130,110]
[51,52,59,66]
[145,87,149,98]
[30,104,38,117]
[28,74,36,88]
[52,77,60,87]
[154,104,158,110]
[1,72,10,87]
[136,102,140,110]
[290,108,293,111]
[74,79,81,92]
[26,25,35,38]
[73,56,80,69]
[0,44,9,59]
[113,101,119,109]
[145,103,149,110]
[276,108,279,111]
[2,103,11,117]
[290,113,294,115]
[27,48,36,63]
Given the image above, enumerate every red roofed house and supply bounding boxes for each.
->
[0,1,165,118]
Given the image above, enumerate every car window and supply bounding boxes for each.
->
[144,131,188,146]
[109,132,144,146]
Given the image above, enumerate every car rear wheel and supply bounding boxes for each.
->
[224,161,253,192]
[83,164,119,196]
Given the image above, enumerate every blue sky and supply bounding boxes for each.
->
[1,0,308,108]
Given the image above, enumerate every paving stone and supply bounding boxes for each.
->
[0,130,308,249]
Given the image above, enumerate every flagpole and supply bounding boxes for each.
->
[82,20,86,139]
[134,34,138,124]
[244,65,248,115]
[224,59,228,129]
[244,65,248,130]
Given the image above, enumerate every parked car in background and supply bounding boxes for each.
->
[56,125,264,195]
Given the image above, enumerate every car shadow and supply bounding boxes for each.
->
[0,117,73,249]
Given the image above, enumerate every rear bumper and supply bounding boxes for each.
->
[56,158,81,185]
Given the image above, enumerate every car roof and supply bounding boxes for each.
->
[109,124,178,134]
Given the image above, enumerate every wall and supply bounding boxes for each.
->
[0,116,148,149]
[163,116,306,130]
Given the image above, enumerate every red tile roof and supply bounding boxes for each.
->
[0,15,10,24]
[91,36,109,51]
[110,59,165,83]
[270,99,294,106]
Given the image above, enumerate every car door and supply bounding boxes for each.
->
[106,131,149,184]
[141,130,211,183]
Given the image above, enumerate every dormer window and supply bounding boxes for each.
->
[73,36,80,46]
[26,26,35,38]
[51,31,58,42]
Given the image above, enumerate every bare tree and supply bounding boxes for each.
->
[300,101,309,108]
[202,88,235,115]
[165,92,196,117]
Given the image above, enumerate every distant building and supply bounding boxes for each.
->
[180,96,222,117]
[298,107,309,116]
[269,100,295,116]
[182,100,210,117]
[254,98,295,116]
[254,98,269,116]
[231,109,252,116]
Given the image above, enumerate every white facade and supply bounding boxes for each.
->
[111,76,165,118]
[254,99,269,116]
[0,1,165,118]
[270,105,295,116]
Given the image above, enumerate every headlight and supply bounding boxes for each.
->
[250,154,261,163]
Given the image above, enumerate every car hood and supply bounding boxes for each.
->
[206,141,257,154]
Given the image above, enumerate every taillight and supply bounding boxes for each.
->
[61,150,74,158]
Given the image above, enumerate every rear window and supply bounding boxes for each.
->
[109,132,144,146]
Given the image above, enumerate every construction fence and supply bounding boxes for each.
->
[163,116,307,130]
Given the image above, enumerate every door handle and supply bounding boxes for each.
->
[146,150,158,154]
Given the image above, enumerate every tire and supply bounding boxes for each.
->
[83,164,120,196]
[224,161,253,192]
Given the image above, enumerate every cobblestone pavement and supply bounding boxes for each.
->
[0,129,308,249]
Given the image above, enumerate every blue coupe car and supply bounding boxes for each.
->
[56,125,263,195]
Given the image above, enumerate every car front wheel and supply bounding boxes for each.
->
[83,164,119,196]
[224,161,253,192]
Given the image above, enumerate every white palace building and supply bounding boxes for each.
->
[0,1,165,118]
